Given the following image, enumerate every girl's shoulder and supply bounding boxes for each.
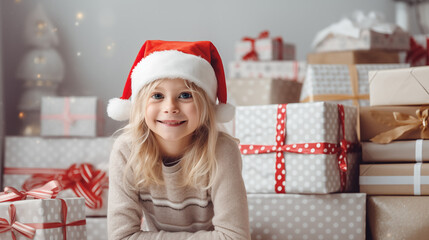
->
[215,132,241,163]
[111,133,132,154]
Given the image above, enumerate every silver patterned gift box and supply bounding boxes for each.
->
[248,193,366,240]
[86,217,107,240]
[40,96,103,137]
[229,61,307,82]
[227,78,302,106]
[300,64,409,107]
[0,198,87,240]
[235,102,359,194]
[3,136,113,216]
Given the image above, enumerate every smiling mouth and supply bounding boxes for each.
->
[157,120,186,126]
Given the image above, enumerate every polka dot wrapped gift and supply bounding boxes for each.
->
[235,102,360,194]
[0,197,87,240]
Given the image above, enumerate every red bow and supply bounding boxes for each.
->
[0,180,60,203]
[406,36,428,66]
[21,163,108,209]
[242,30,283,61]
[0,204,36,240]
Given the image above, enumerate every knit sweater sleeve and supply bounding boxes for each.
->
[107,134,250,240]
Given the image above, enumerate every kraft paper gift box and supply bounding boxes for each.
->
[228,61,307,82]
[368,66,429,106]
[362,140,429,163]
[248,193,366,240]
[226,78,302,106]
[41,96,103,137]
[360,163,429,195]
[3,136,113,216]
[86,217,107,240]
[235,37,295,61]
[367,196,429,240]
[300,64,409,107]
[307,50,400,64]
[235,102,360,194]
[312,12,409,52]
[0,198,86,240]
[359,106,428,142]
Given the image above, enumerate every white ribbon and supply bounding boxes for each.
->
[416,139,423,163]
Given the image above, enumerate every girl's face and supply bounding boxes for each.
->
[145,78,200,150]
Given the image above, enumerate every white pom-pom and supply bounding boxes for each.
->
[107,98,131,121]
[215,103,235,123]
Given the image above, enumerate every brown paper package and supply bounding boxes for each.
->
[368,196,429,240]
[362,140,429,163]
[307,50,399,64]
[360,163,429,195]
[359,106,425,141]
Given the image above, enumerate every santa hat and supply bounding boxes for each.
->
[107,40,234,122]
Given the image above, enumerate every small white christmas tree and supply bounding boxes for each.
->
[16,4,64,135]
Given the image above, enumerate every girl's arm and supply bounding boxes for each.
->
[108,135,250,240]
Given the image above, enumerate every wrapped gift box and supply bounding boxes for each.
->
[367,196,429,240]
[362,140,429,163]
[3,136,113,216]
[87,217,107,240]
[235,102,359,194]
[41,96,103,137]
[235,38,295,61]
[369,66,429,106]
[227,78,302,106]
[300,64,409,107]
[312,12,409,52]
[0,198,86,240]
[359,106,427,142]
[228,61,307,82]
[307,50,400,64]
[314,28,410,52]
[406,35,429,66]
[248,193,366,240]
[360,163,429,195]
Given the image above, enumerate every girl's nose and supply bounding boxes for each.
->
[163,98,179,114]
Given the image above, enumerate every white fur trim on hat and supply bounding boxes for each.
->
[130,50,217,103]
[216,103,235,123]
[107,98,131,121]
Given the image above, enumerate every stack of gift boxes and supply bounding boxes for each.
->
[358,66,429,240]
[227,31,306,107]
[1,96,110,239]
[234,14,414,239]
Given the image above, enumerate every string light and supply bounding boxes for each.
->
[18,112,25,119]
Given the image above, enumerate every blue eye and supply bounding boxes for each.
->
[151,93,163,99]
[179,92,192,99]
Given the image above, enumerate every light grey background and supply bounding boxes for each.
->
[0,0,422,135]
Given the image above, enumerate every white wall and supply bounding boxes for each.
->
[0,0,410,135]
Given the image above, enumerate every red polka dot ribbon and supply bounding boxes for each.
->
[239,104,358,193]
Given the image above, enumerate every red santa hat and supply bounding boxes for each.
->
[107,40,234,122]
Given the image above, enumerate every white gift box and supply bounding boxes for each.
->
[300,64,409,106]
[235,38,295,61]
[248,193,366,240]
[3,136,113,216]
[312,11,409,52]
[0,198,87,240]
[235,102,359,194]
[229,61,306,82]
[41,96,103,137]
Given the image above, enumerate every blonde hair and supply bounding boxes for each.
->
[121,78,220,190]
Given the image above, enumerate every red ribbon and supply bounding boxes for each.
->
[406,36,428,66]
[4,163,108,209]
[41,97,96,136]
[241,30,283,61]
[0,180,60,203]
[239,104,357,193]
[0,199,86,240]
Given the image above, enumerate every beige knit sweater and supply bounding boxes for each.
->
[107,133,251,240]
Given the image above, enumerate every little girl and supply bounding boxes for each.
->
[107,40,250,239]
